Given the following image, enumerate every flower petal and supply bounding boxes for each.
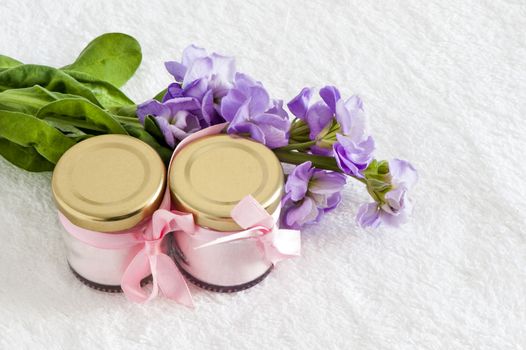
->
[164,97,200,115]
[200,89,215,126]
[228,121,266,145]
[389,159,418,189]
[324,192,342,211]
[181,44,208,67]
[164,61,187,82]
[233,73,260,91]
[255,123,289,148]
[162,83,183,102]
[247,86,270,116]
[154,116,176,148]
[285,197,319,229]
[305,101,333,140]
[356,202,381,228]
[319,86,341,114]
[335,98,352,136]
[309,171,347,195]
[210,53,236,85]
[220,88,247,122]
[285,161,313,201]
[287,87,314,120]
[182,78,208,100]
[136,99,170,123]
[182,56,213,88]
[333,134,374,177]
[252,113,289,130]
[379,200,412,227]
[267,99,289,119]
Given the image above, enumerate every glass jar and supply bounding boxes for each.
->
[52,135,166,292]
[169,134,284,292]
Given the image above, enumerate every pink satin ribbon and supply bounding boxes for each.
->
[59,203,195,307]
[195,196,301,264]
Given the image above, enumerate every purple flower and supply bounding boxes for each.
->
[220,73,290,148]
[287,86,367,154]
[357,159,418,228]
[158,78,218,127]
[333,133,375,177]
[160,45,236,127]
[137,45,237,147]
[164,44,235,98]
[280,161,347,229]
[136,99,201,148]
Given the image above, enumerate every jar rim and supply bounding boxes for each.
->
[169,134,283,232]
[52,135,166,233]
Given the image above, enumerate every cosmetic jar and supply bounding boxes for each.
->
[52,135,166,292]
[169,134,284,292]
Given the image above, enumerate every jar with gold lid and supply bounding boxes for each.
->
[169,133,286,292]
[52,135,166,292]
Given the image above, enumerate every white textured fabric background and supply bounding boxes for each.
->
[1,0,525,349]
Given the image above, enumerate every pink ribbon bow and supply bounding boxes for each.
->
[59,204,195,307]
[195,195,301,264]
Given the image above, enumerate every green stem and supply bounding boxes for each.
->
[290,125,309,137]
[275,140,316,151]
[273,150,367,184]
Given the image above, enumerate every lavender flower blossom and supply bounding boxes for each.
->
[333,133,375,177]
[136,99,201,148]
[161,45,236,126]
[280,161,346,229]
[357,159,418,228]
[164,44,235,99]
[137,45,236,147]
[287,86,366,154]
[220,73,290,148]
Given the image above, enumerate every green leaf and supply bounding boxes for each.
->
[0,138,55,171]
[0,110,76,166]
[143,115,167,146]
[108,104,137,118]
[64,70,134,108]
[36,98,128,134]
[0,85,81,115]
[0,55,22,69]
[153,88,167,102]
[45,119,91,142]
[62,33,142,88]
[122,123,172,164]
[0,64,101,106]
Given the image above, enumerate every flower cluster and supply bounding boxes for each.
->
[137,45,234,147]
[287,86,375,177]
[221,73,290,148]
[137,45,289,149]
[357,159,418,228]
[281,161,346,229]
[137,45,417,230]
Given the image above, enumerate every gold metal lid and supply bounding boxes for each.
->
[52,135,166,233]
[169,134,284,232]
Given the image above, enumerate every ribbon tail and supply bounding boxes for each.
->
[264,229,301,264]
[146,256,160,303]
[121,250,155,303]
[155,254,194,308]
[193,227,266,250]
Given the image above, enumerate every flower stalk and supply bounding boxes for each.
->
[273,149,367,185]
